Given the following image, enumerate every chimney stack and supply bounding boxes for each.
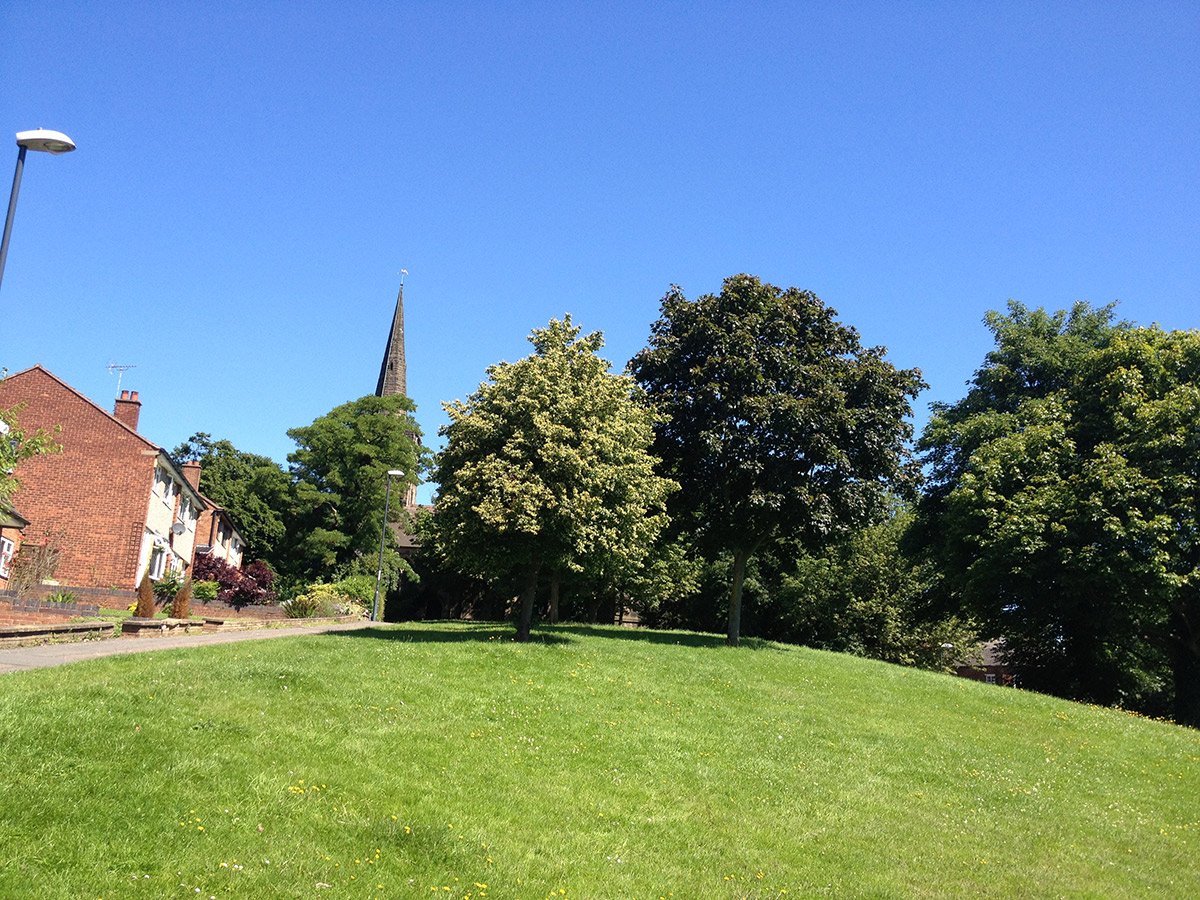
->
[113,389,141,431]
[180,460,202,492]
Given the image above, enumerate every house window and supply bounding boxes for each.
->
[149,545,167,580]
[985,673,997,685]
[0,537,14,579]
[155,468,179,506]
[178,497,193,526]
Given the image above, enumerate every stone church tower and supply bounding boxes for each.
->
[376,279,419,511]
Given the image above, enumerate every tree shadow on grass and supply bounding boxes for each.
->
[334,620,784,651]
[332,621,573,646]
[546,623,786,651]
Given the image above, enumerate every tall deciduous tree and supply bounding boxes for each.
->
[916,301,1200,726]
[171,433,290,568]
[630,274,924,646]
[431,317,674,641]
[285,394,423,584]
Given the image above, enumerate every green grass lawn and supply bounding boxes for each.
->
[0,622,1197,898]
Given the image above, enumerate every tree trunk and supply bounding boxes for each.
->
[549,570,560,624]
[727,548,748,647]
[1173,611,1200,728]
[516,563,540,642]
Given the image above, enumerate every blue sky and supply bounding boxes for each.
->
[2,2,1196,502]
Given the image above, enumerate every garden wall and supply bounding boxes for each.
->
[190,601,288,620]
[24,584,136,610]
[0,591,101,626]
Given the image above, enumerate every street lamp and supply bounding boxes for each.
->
[0,129,77,293]
[372,468,405,622]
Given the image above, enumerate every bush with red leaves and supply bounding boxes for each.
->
[192,555,277,609]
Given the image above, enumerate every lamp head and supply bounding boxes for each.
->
[15,129,76,154]
[387,469,405,477]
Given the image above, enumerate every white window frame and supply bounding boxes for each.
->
[149,545,167,580]
[0,537,14,579]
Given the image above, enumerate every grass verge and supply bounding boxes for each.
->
[0,621,1196,898]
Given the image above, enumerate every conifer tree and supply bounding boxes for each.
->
[135,572,156,618]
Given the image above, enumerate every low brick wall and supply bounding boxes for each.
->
[23,584,136,610]
[0,621,115,646]
[122,618,201,638]
[0,593,101,626]
[203,614,360,631]
[191,602,288,620]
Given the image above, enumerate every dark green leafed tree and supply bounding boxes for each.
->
[171,433,291,569]
[431,316,675,641]
[629,274,925,646]
[916,301,1200,726]
[285,394,423,585]
[778,509,978,669]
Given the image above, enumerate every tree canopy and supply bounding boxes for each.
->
[431,316,674,641]
[171,433,290,568]
[629,274,924,645]
[915,301,1200,726]
[285,394,423,586]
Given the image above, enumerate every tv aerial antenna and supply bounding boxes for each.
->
[106,362,138,395]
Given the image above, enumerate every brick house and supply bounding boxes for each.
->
[955,640,1018,687]
[178,460,246,569]
[0,366,206,598]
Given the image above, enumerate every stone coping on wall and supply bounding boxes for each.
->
[0,621,116,647]
[121,617,204,638]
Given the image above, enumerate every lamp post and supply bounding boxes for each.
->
[0,129,76,293]
[372,468,405,622]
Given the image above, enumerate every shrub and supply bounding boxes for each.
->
[173,578,193,620]
[152,568,183,602]
[334,575,376,606]
[135,573,156,618]
[192,556,277,609]
[192,580,219,603]
[280,583,367,619]
[8,533,63,597]
[44,590,77,605]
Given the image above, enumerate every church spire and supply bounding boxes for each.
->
[376,276,407,398]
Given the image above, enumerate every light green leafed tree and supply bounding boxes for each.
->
[431,316,675,641]
[629,274,925,646]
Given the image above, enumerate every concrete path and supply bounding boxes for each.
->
[0,621,377,675]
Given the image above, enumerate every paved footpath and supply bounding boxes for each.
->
[0,621,377,675]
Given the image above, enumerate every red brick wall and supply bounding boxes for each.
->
[191,601,287,620]
[0,367,157,592]
[0,611,68,625]
[0,594,102,625]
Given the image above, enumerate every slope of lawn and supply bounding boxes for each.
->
[0,621,1197,898]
